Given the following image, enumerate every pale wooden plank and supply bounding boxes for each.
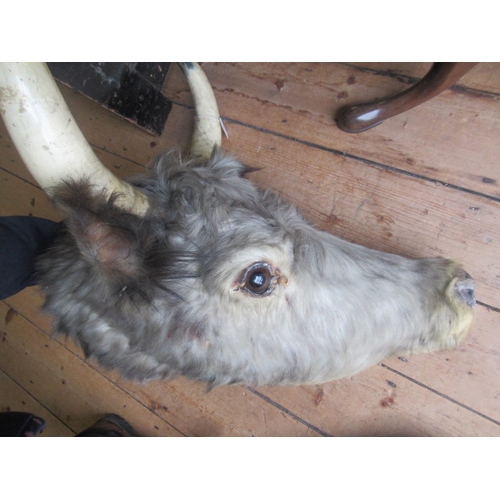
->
[0,302,183,437]
[0,169,60,220]
[119,377,322,437]
[384,304,500,421]
[0,369,74,437]
[353,62,500,96]
[4,63,500,200]
[3,288,53,333]
[258,363,500,436]
[163,62,500,199]
[343,62,432,82]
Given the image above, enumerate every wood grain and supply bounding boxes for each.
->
[0,370,74,437]
[1,63,499,436]
[164,63,500,199]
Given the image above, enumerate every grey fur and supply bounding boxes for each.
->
[37,150,475,387]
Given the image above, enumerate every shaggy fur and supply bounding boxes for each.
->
[37,150,475,387]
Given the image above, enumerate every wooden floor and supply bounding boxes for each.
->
[1,62,499,437]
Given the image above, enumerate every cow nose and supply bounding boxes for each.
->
[454,270,476,308]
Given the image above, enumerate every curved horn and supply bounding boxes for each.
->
[0,62,151,216]
[178,63,222,160]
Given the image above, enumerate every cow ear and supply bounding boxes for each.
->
[73,217,140,277]
[52,181,142,278]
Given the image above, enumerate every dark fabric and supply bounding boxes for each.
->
[0,216,63,300]
[0,412,47,437]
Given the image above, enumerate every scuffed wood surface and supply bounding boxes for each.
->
[1,63,499,436]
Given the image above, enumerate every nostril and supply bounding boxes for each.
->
[454,271,476,308]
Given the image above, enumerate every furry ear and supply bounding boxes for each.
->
[51,180,143,278]
[72,217,140,277]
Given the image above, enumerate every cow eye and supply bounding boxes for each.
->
[236,262,286,297]
[245,265,272,295]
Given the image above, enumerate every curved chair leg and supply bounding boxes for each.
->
[336,63,478,133]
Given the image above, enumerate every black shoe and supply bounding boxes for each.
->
[0,412,47,437]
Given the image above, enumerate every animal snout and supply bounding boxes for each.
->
[453,269,476,308]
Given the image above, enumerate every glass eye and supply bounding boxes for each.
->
[245,265,272,295]
[235,262,286,297]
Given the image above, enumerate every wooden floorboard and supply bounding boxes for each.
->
[1,62,499,436]
[0,369,74,437]
[164,63,500,198]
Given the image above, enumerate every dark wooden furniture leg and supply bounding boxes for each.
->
[336,63,478,133]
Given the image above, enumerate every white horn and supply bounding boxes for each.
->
[178,62,222,159]
[0,62,151,216]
